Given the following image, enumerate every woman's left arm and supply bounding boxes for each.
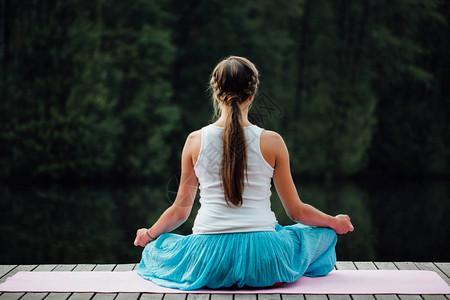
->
[134,132,200,247]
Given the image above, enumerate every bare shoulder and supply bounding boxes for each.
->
[184,129,201,151]
[187,129,201,141]
[261,129,282,139]
[260,130,286,148]
[260,130,287,168]
[183,129,202,167]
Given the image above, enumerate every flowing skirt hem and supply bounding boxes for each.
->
[137,223,337,290]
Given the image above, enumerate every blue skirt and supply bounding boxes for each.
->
[137,223,337,290]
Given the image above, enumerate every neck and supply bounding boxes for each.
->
[214,101,252,127]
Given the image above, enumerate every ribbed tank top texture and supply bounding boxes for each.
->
[192,124,278,234]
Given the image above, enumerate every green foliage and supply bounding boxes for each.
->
[285,0,377,178]
[0,0,448,181]
[368,0,450,176]
[97,0,179,180]
[1,0,178,181]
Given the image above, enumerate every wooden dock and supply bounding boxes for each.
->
[1,262,449,300]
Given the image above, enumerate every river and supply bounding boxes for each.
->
[0,179,448,264]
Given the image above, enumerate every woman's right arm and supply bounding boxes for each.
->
[261,130,354,235]
[134,131,200,247]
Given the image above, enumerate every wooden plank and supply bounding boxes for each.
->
[44,293,72,300]
[91,293,117,300]
[0,265,38,300]
[210,294,233,300]
[68,293,95,300]
[374,296,400,300]
[354,262,377,270]
[33,265,57,272]
[0,266,16,280]
[434,263,450,281]
[373,262,398,270]
[0,293,27,300]
[259,295,281,300]
[0,266,16,299]
[421,296,448,300]
[303,295,326,300]
[235,294,257,300]
[114,264,136,272]
[2,265,45,300]
[72,264,95,271]
[281,295,305,300]
[415,262,450,285]
[140,294,164,300]
[0,265,37,283]
[187,294,211,300]
[398,296,422,300]
[53,265,76,272]
[19,293,48,300]
[393,262,419,270]
[335,261,356,270]
[329,295,352,300]
[115,293,140,300]
[93,264,116,272]
[164,294,187,300]
[352,295,376,300]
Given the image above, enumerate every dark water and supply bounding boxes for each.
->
[0,179,449,264]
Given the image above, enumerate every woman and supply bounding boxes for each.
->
[134,56,354,290]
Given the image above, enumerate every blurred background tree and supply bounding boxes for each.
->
[0,0,448,183]
[1,0,178,182]
[366,0,449,177]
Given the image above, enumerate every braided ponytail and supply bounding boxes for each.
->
[221,96,247,206]
[209,56,259,207]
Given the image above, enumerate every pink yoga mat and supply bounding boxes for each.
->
[0,270,449,294]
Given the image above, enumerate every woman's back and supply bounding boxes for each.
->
[192,124,277,234]
[134,56,353,290]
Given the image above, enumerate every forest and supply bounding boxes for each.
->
[1,0,449,184]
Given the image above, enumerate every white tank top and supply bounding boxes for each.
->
[192,124,278,234]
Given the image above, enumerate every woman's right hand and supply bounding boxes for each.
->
[332,214,354,234]
[134,228,154,247]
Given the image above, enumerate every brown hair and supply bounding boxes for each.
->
[209,56,259,206]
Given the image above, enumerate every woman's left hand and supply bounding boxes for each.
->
[332,215,354,235]
[134,228,154,247]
